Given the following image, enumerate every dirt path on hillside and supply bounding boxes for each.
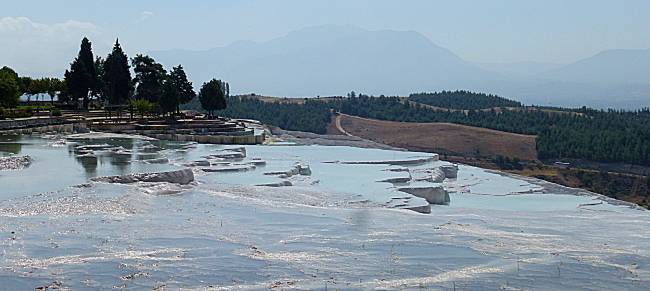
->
[334,114,353,136]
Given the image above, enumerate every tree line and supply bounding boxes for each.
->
[62,37,229,116]
[217,96,332,134]
[0,67,64,108]
[409,90,522,110]
[1,37,229,118]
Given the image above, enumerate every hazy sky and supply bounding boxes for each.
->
[2,0,650,75]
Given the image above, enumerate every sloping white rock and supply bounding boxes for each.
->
[403,204,432,214]
[440,164,459,178]
[205,151,246,160]
[183,160,211,167]
[202,165,255,172]
[337,155,438,165]
[296,163,311,176]
[67,132,157,140]
[257,180,293,187]
[0,155,32,171]
[398,186,450,205]
[142,158,169,164]
[264,162,311,177]
[378,176,412,184]
[430,168,446,183]
[386,196,431,214]
[412,167,445,183]
[250,159,267,166]
[92,168,194,185]
[378,171,412,184]
[207,147,247,160]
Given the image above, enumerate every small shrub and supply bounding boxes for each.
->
[128,99,155,118]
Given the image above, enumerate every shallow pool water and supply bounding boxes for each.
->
[1,134,648,290]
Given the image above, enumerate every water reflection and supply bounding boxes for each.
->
[0,135,23,155]
[66,138,140,176]
[77,155,98,177]
[109,151,132,175]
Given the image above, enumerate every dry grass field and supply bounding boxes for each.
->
[332,114,538,160]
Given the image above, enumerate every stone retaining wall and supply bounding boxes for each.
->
[0,117,67,130]
[1,117,264,144]
[91,122,265,144]
[90,123,137,132]
[0,123,88,135]
[145,133,265,145]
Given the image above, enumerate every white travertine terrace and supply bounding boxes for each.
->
[0,155,32,171]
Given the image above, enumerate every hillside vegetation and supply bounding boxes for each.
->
[409,90,522,109]
[339,95,650,166]
[219,96,332,134]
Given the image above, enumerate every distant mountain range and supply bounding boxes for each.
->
[540,49,650,85]
[151,25,650,109]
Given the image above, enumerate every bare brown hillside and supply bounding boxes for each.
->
[335,114,538,160]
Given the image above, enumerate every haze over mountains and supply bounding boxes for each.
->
[151,25,650,109]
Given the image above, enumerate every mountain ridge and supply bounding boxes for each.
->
[151,25,650,109]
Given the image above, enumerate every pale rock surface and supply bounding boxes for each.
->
[0,155,32,171]
[92,168,195,185]
[440,164,459,178]
[398,186,450,205]
[257,180,293,187]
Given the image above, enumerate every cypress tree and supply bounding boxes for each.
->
[66,37,98,109]
[67,57,89,108]
[103,40,132,105]
[94,57,106,103]
[79,38,99,100]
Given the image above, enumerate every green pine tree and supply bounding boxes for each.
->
[66,37,98,109]
[103,40,133,105]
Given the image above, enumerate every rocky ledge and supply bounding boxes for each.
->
[91,168,194,185]
[398,186,450,205]
[0,155,32,171]
[264,162,312,178]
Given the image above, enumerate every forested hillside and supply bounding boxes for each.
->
[338,95,650,166]
[219,96,332,134]
[409,90,522,109]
